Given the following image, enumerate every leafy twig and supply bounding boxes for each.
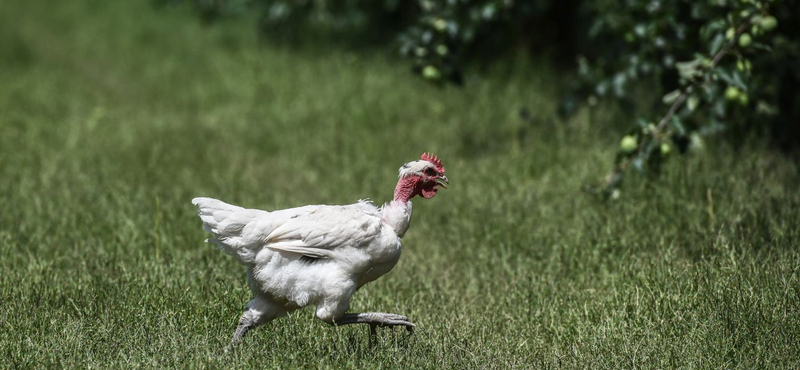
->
[654,20,753,136]
[592,17,755,192]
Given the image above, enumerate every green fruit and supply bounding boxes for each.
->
[759,16,777,31]
[737,59,752,72]
[738,93,749,106]
[725,86,740,100]
[620,135,638,153]
[660,143,671,156]
[436,44,448,56]
[414,47,427,57]
[725,27,736,40]
[433,19,448,32]
[738,33,752,48]
[422,65,441,80]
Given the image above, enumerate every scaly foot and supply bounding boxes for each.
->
[335,312,415,333]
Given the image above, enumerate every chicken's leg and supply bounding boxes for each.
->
[230,296,286,346]
[231,309,259,345]
[334,312,415,332]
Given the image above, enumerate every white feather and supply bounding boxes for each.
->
[192,196,410,321]
[398,160,436,178]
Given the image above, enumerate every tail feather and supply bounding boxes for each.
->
[192,197,265,263]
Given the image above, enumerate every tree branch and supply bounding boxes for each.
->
[593,18,755,192]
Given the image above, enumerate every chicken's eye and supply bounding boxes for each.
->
[425,168,436,176]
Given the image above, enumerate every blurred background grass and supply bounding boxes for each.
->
[0,0,798,368]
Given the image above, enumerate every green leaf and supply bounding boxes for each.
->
[676,58,703,81]
[702,20,726,40]
[687,95,700,111]
[717,69,746,90]
[731,70,748,92]
[708,33,724,55]
[662,89,682,104]
[750,42,773,52]
[670,116,687,135]
[631,156,645,173]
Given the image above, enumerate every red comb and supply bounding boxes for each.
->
[421,152,445,173]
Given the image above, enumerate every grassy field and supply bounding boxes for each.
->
[1,0,799,368]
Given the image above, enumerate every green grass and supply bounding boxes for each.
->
[1,0,799,368]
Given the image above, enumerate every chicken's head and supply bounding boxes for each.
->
[395,153,448,200]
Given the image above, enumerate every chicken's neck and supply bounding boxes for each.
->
[392,176,420,203]
[381,200,412,238]
[382,176,418,238]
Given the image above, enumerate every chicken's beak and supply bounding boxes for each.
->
[436,175,449,189]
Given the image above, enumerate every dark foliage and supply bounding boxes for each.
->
[163,0,799,194]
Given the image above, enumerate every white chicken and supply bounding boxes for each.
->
[192,153,448,344]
